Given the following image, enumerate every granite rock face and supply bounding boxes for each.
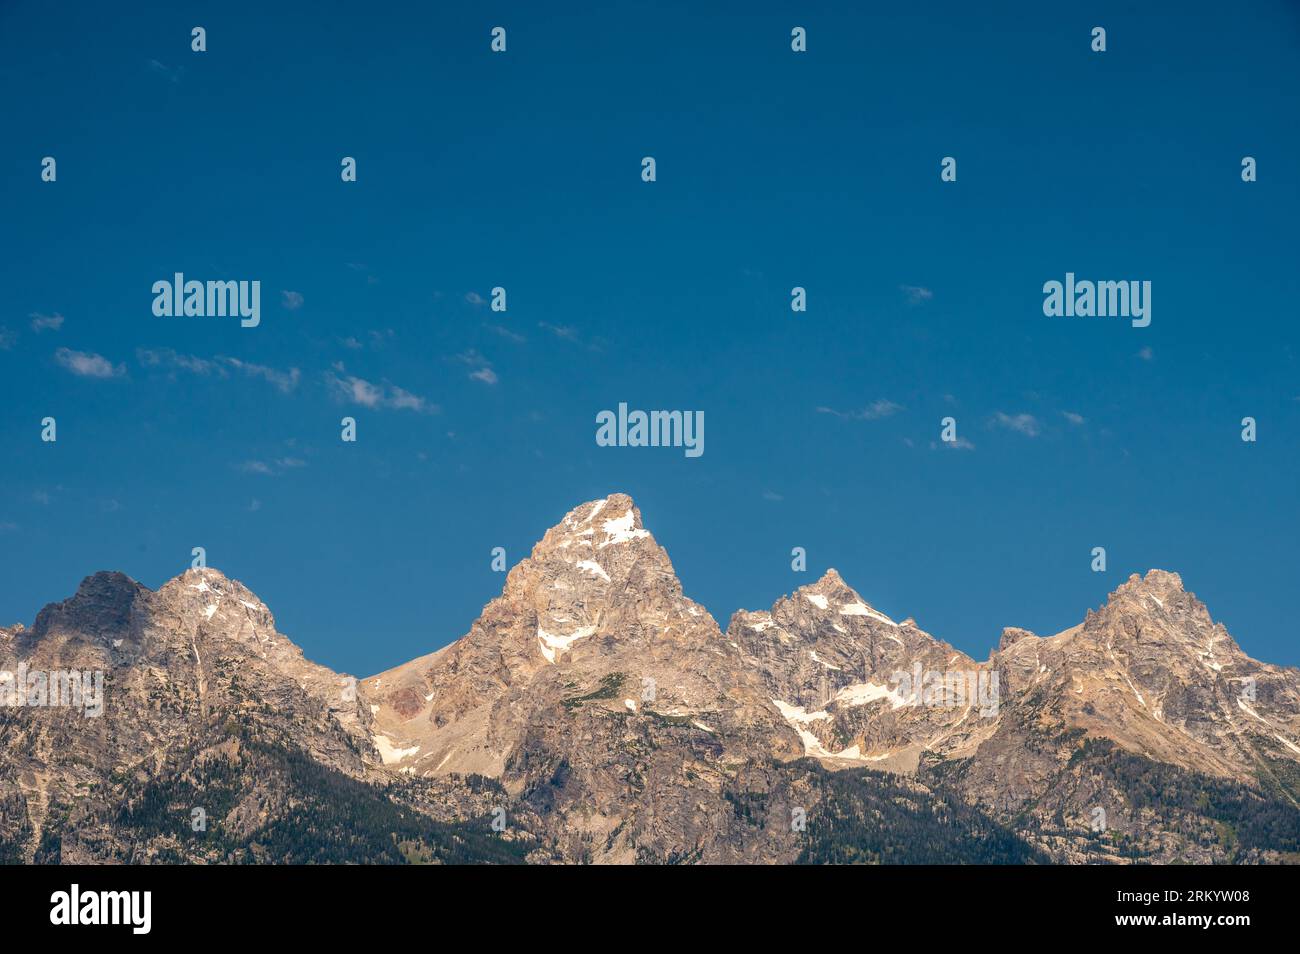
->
[361,494,804,862]
[0,567,389,861]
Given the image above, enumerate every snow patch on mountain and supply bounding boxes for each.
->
[599,510,650,546]
[810,650,840,670]
[834,682,909,709]
[772,699,830,723]
[538,624,597,663]
[373,734,421,765]
[840,601,898,626]
[577,560,611,582]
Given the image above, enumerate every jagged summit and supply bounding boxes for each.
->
[1110,568,1187,599]
[999,626,1038,651]
[1099,569,1191,607]
[357,491,779,789]
[729,567,898,641]
[1089,567,1220,637]
[789,568,903,627]
[25,565,280,648]
[540,492,653,552]
[1139,568,1184,587]
[29,570,145,644]
[78,568,143,590]
[160,565,265,603]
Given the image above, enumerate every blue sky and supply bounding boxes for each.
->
[3,1,1298,676]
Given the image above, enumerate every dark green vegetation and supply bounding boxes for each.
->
[563,672,626,710]
[930,738,1300,862]
[790,762,1047,864]
[0,795,32,864]
[1061,739,1300,861]
[21,734,527,865]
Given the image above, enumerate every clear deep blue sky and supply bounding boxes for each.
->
[3,2,1298,676]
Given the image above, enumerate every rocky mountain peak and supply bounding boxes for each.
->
[1114,568,1186,598]
[814,567,847,586]
[785,570,900,626]
[536,493,655,559]
[29,570,146,644]
[359,492,746,782]
[467,496,689,650]
[1092,568,1219,640]
[156,566,265,609]
[999,626,1038,651]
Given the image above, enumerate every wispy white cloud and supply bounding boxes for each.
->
[29,312,65,332]
[456,350,498,385]
[932,437,976,451]
[387,386,431,411]
[345,263,378,285]
[1062,411,1086,425]
[239,457,307,477]
[464,291,486,306]
[339,330,394,350]
[537,321,603,351]
[488,324,526,344]
[816,399,903,421]
[137,348,219,376]
[281,290,304,310]
[223,357,300,394]
[900,285,934,305]
[990,412,1041,437]
[329,373,383,407]
[1137,346,1154,361]
[539,322,579,342]
[147,59,183,83]
[55,348,125,379]
[325,369,438,413]
[137,349,300,393]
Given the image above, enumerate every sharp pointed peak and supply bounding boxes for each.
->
[999,626,1039,651]
[76,569,143,592]
[1106,568,1191,607]
[161,565,234,590]
[787,569,900,619]
[31,570,146,639]
[798,568,865,601]
[557,492,637,523]
[185,565,227,575]
[544,493,655,548]
[159,567,268,609]
[1123,568,1186,590]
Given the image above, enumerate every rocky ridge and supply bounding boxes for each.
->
[4,493,1299,863]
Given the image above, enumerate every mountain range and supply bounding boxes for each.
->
[4,493,1299,864]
